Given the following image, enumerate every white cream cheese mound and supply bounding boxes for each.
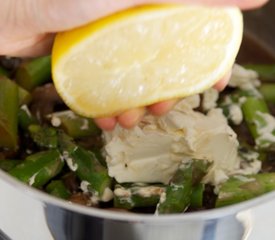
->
[104,95,241,185]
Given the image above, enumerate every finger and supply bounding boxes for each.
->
[27,0,147,33]
[94,117,117,131]
[214,70,232,91]
[148,99,178,116]
[1,0,267,56]
[15,0,268,35]
[117,108,146,129]
[3,34,55,57]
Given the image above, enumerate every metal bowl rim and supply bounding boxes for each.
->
[1,168,275,222]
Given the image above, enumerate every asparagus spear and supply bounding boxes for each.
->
[20,111,60,153]
[0,160,22,172]
[259,83,275,104]
[48,110,101,139]
[190,183,205,208]
[18,86,32,106]
[9,150,64,188]
[157,162,193,214]
[218,89,256,125]
[157,160,210,214]
[244,64,275,81]
[114,183,165,210]
[0,66,9,77]
[46,180,71,199]
[241,96,275,150]
[216,173,275,208]
[58,133,112,200]
[15,56,51,91]
[113,183,206,210]
[18,105,37,131]
[28,124,58,149]
[192,160,212,185]
[0,76,18,149]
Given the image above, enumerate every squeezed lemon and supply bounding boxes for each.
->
[52,5,243,117]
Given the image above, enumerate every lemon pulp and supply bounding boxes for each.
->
[52,5,243,117]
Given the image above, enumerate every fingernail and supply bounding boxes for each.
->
[148,99,178,116]
[94,117,117,131]
[118,108,145,129]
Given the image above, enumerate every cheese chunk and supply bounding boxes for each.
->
[104,96,240,185]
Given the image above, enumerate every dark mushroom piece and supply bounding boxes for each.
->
[30,83,65,122]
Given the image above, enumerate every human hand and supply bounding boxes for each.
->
[0,0,269,130]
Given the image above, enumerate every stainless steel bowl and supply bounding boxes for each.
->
[1,2,275,240]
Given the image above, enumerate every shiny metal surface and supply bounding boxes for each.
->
[2,169,275,240]
[1,2,275,240]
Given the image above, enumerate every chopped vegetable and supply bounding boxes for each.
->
[114,183,164,210]
[216,173,275,207]
[3,58,275,215]
[48,110,101,139]
[0,160,22,171]
[18,105,37,131]
[157,160,210,214]
[0,76,19,149]
[242,96,275,150]
[244,64,275,81]
[46,180,71,199]
[157,162,193,214]
[259,83,275,104]
[9,150,64,188]
[0,66,9,77]
[18,86,32,106]
[28,125,58,149]
[58,133,112,200]
[15,56,51,91]
[190,183,205,209]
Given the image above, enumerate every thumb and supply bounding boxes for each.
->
[0,0,145,56]
[5,0,269,34]
[25,0,146,33]
[13,0,270,34]
[0,0,268,57]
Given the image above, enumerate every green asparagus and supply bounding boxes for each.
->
[58,133,112,200]
[114,183,165,210]
[190,183,205,208]
[18,105,37,131]
[157,160,210,214]
[192,160,212,185]
[241,96,275,150]
[18,86,32,106]
[9,150,64,188]
[216,173,275,208]
[0,66,8,77]
[156,162,193,214]
[48,110,101,139]
[0,160,22,172]
[28,124,58,149]
[46,180,71,199]
[259,83,275,104]
[244,64,275,81]
[219,89,257,125]
[15,56,51,91]
[0,76,18,149]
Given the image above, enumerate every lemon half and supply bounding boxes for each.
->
[52,5,243,117]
